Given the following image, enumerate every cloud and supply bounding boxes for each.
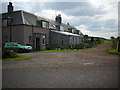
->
[1,1,119,39]
[76,24,118,39]
[33,2,105,16]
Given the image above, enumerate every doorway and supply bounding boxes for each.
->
[36,37,40,50]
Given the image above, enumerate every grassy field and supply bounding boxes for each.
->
[2,56,32,61]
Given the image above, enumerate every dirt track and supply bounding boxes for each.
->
[2,43,118,88]
[15,43,118,69]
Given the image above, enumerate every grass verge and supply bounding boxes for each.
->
[95,40,110,47]
[107,47,120,55]
[2,56,32,61]
[36,40,109,53]
[36,48,91,53]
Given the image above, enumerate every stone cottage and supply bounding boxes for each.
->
[2,2,84,50]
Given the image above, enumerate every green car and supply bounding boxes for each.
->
[4,42,32,53]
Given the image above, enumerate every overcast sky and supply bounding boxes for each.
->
[2,0,119,39]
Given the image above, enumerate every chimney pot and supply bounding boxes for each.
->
[55,14,62,24]
[67,23,69,25]
[8,2,14,13]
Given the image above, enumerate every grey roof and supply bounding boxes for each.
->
[51,30,80,37]
[2,10,83,34]
[2,10,23,25]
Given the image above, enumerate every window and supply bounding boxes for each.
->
[7,43,11,46]
[7,43,17,46]
[11,43,17,46]
[68,28,72,33]
[68,28,74,33]
[2,19,8,27]
[29,36,32,44]
[42,36,45,45]
[72,28,75,33]
[42,21,49,29]
[74,29,79,34]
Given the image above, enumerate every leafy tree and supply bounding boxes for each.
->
[84,35,88,38]
[91,37,94,42]
[110,36,115,40]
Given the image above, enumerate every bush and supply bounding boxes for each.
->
[59,46,68,50]
[111,39,117,49]
[74,43,85,49]
[2,50,18,59]
[85,43,93,48]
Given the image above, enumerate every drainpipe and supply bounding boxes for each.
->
[7,17,13,42]
[32,25,34,50]
[10,25,12,42]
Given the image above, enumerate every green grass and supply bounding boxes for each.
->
[36,48,91,53]
[95,40,110,47]
[33,40,110,53]
[2,56,33,61]
[107,47,120,55]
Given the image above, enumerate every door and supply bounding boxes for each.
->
[36,37,40,50]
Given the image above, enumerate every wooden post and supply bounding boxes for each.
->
[117,39,120,52]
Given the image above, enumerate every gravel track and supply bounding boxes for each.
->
[2,43,118,88]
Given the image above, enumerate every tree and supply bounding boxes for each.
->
[110,36,115,40]
[91,37,94,42]
[84,35,88,38]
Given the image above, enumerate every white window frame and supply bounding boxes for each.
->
[42,21,49,29]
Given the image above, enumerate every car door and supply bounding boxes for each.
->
[5,43,12,49]
[11,43,19,50]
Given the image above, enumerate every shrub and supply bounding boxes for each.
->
[60,46,68,50]
[74,43,85,49]
[85,43,93,48]
[2,50,18,59]
[111,39,117,49]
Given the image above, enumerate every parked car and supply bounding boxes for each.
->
[4,42,32,53]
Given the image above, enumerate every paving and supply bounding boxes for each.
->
[2,43,118,88]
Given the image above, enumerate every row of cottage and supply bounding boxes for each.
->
[2,2,84,50]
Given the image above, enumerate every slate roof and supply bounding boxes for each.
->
[2,10,23,25]
[2,10,83,35]
[51,30,80,37]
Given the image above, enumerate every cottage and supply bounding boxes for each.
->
[2,2,84,50]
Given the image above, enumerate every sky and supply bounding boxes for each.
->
[1,0,119,39]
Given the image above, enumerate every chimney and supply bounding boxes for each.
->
[55,14,62,24]
[8,2,14,13]
[67,23,69,25]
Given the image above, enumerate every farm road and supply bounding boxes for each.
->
[2,43,118,88]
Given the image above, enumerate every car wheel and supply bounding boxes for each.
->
[25,50,30,53]
[14,48,19,53]
[18,48,23,53]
